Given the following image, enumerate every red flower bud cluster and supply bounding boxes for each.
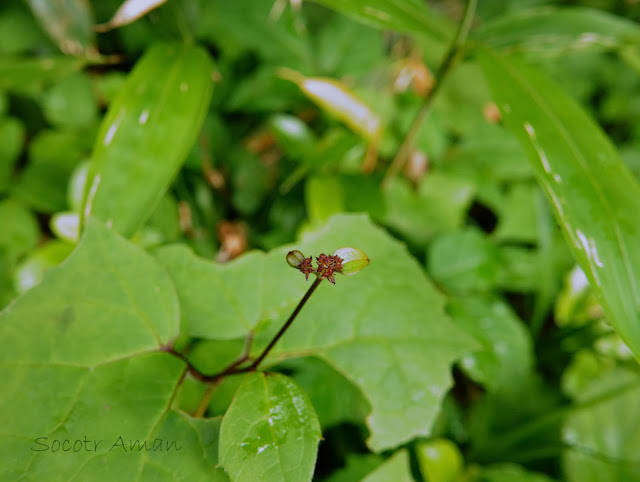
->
[315,254,343,284]
[287,250,344,284]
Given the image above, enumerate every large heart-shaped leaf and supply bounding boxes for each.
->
[0,220,227,480]
[158,214,477,451]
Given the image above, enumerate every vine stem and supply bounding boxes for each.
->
[383,0,478,185]
[171,276,323,388]
[247,277,322,371]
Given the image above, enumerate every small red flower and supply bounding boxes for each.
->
[298,256,314,280]
[316,254,343,284]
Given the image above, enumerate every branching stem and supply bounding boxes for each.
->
[167,277,323,395]
[383,0,478,185]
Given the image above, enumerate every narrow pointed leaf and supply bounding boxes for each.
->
[308,0,452,41]
[96,0,168,32]
[474,7,640,54]
[82,43,214,237]
[478,48,640,360]
[26,0,96,56]
[219,373,321,482]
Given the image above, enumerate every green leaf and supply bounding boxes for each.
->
[156,247,263,340]
[196,0,312,71]
[360,449,413,482]
[428,227,501,294]
[14,239,74,294]
[159,214,477,451]
[474,7,640,55]
[476,463,557,482]
[383,174,476,246]
[561,364,640,482]
[308,0,452,42]
[0,197,40,262]
[305,176,345,224]
[0,220,208,480]
[14,129,91,213]
[448,296,534,393]
[42,71,99,128]
[82,43,214,237]
[280,356,370,428]
[219,372,321,482]
[0,56,85,94]
[25,0,96,56]
[0,117,25,193]
[478,48,640,361]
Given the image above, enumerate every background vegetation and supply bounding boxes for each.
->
[2,0,640,480]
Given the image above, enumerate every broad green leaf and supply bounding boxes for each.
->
[281,356,370,428]
[0,197,40,262]
[0,117,25,193]
[316,14,385,77]
[14,239,74,294]
[197,0,312,71]
[1,220,179,364]
[478,48,640,361]
[493,182,538,243]
[0,56,85,94]
[476,463,557,482]
[309,0,452,42]
[82,43,214,237]
[324,454,383,482]
[448,296,534,393]
[139,411,228,481]
[561,364,640,482]
[0,3,50,55]
[156,248,263,340]
[219,372,321,482]
[158,214,477,451]
[0,220,213,480]
[444,123,531,182]
[42,72,98,128]
[383,174,475,246]
[26,0,96,56]
[306,176,345,224]
[15,129,91,212]
[428,227,500,294]
[360,449,413,482]
[474,7,640,55]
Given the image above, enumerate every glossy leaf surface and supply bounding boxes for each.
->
[478,48,640,361]
[219,373,321,482]
[474,7,640,54]
[82,43,214,237]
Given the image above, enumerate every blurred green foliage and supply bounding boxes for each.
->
[2,0,640,480]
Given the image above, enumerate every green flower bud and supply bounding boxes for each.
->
[333,247,369,275]
[287,250,315,280]
[287,250,306,268]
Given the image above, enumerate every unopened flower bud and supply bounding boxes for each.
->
[287,250,314,280]
[287,250,306,268]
